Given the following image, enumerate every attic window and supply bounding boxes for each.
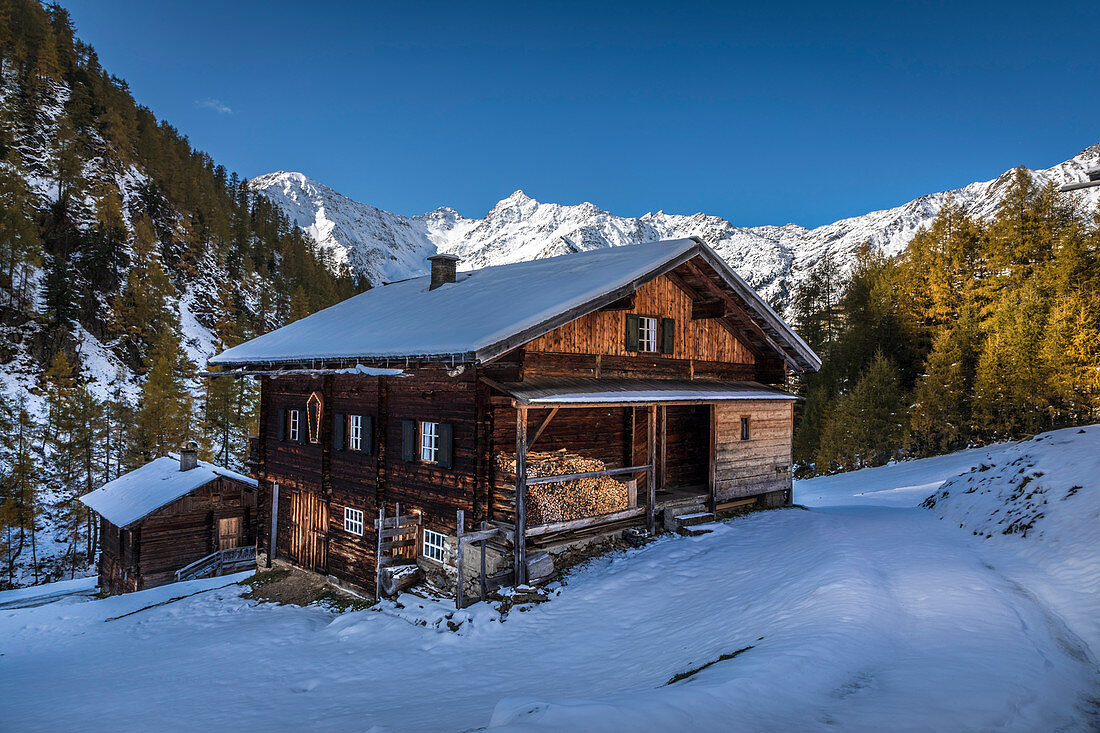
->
[625,314,674,354]
[638,316,658,352]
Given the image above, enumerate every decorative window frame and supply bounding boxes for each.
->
[344,506,364,536]
[422,528,447,563]
[420,421,440,463]
[306,392,323,444]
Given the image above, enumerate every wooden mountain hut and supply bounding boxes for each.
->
[80,446,258,594]
[208,237,820,600]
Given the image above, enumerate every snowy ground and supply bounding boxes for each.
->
[1,430,1098,732]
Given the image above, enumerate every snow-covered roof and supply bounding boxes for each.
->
[500,377,799,405]
[211,238,820,371]
[80,456,257,529]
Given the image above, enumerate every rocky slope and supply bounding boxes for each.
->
[252,144,1100,307]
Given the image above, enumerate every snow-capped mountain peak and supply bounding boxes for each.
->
[249,144,1100,304]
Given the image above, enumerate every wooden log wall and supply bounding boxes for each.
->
[325,374,380,583]
[524,273,756,364]
[713,401,794,501]
[261,365,482,590]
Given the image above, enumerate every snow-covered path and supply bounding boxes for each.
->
[2,438,1098,731]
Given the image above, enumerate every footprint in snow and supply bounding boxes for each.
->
[291,679,321,693]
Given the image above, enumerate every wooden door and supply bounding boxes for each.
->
[218,517,242,549]
[289,491,328,573]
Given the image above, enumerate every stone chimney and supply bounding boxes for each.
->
[427,254,460,290]
[180,441,198,471]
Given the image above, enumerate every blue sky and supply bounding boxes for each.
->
[65,1,1098,228]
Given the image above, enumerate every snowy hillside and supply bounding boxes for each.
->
[922,425,1100,652]
[252,143,1100,305]
[3,426,1097,731]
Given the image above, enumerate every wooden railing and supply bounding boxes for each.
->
[175,545,256,583]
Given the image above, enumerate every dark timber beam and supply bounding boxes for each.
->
[514,406,528,586]
[690,300,727,320]
[681,260,793,366]
[527,407,559,450]
[647,405,657,534]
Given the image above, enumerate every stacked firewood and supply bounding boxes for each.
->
[495,449,629,525]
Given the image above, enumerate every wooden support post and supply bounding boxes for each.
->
[456,509,465,610]
[479,521,488,601]
[707,404,717,513]
[375,505,385,599]
[647,405,657,534]
[268,481,279,567]
[514,406,528,585]
[660,405,667,491]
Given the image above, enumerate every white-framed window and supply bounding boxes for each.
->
[422,528,447,563]
[344,507,364,536]
[348,415,362,451]
[420,421,439,463]
[288,410,300,441]
[638,316,658,352]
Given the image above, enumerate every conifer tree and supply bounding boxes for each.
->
[815,353,905,473]
[1,393,39,585]
[130,327,196,465]
[973,284,1051,438]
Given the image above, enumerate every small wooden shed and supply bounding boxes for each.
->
[81,447,258,594]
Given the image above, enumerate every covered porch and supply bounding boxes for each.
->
[485,377,797,584]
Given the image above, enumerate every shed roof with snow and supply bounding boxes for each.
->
[210,238,821,372]
[80,456,257,529]
[499,377,800,406]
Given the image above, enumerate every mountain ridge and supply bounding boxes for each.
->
[251,143,1100,308]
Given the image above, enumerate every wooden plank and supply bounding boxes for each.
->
[457,527,505,545]
[525,465,651,486]
[374,513,424,529]
[514,406,528,586]
[379,538,418,551]
[525,506,647,537]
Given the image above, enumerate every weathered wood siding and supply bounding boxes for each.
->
[524,274,756,364]
[713,401,794,502]
[383,364,478,537]
[325,374,380,584]
[260,365,481,589]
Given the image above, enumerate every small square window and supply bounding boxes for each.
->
[638,316,658,353]
[740,416,750,441]
[288,410,300,441]
[344,507,364,536]
[348,415,362,451]
[422,528,447,563]
[421,421,439,463]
